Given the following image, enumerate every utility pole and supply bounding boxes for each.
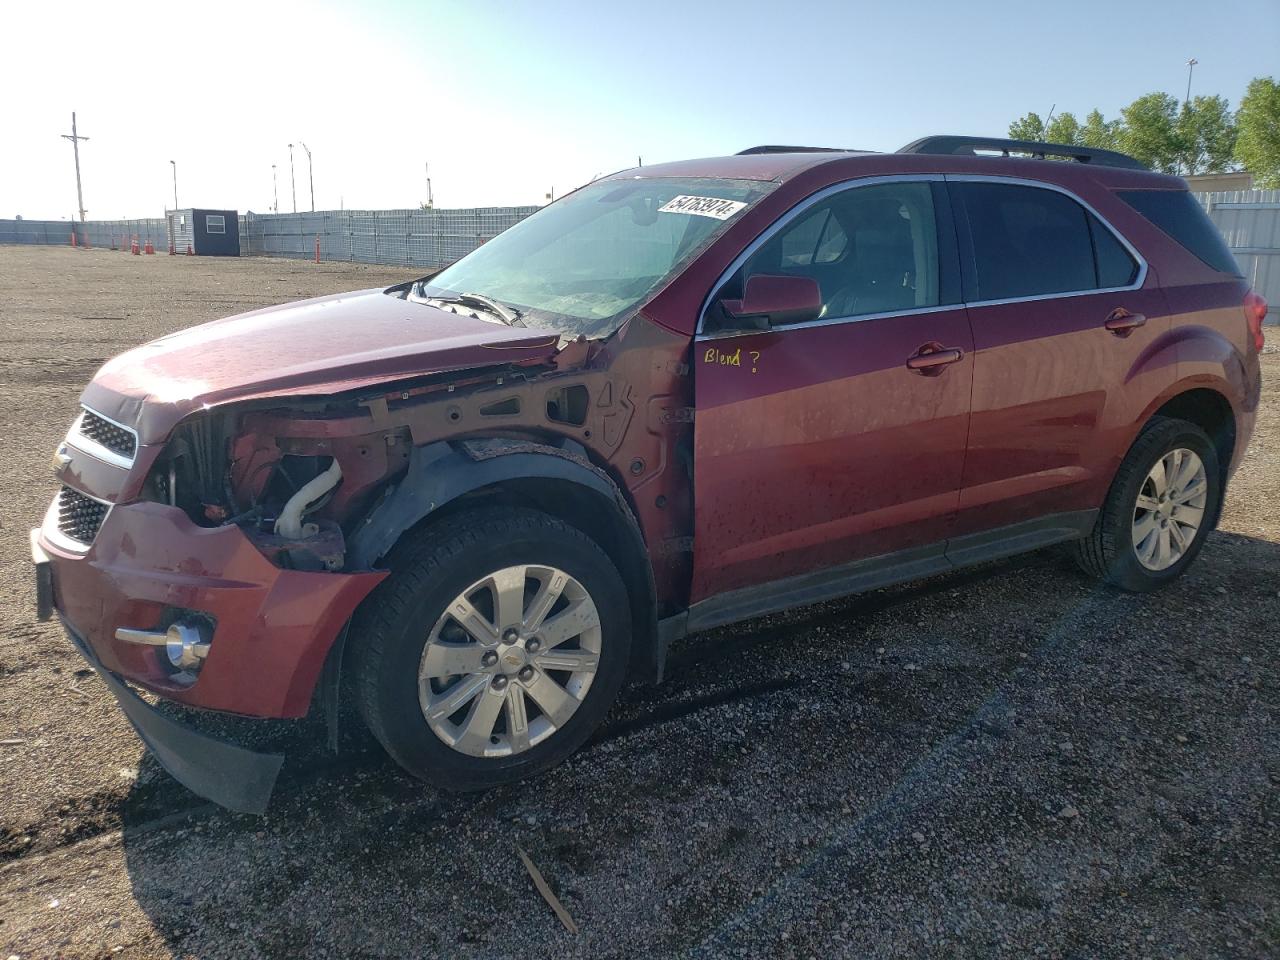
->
[288,143,297,213]
[300,142,314,211]
[60,112,89,221]
[169,160,178,211]
[424,161,433,209]
[272,164,279,213]
[1177,58,1199,175]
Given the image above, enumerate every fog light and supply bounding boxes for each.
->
[115,621,212,670]
[165,623,211,669]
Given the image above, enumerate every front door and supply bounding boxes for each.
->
[691,178,973,602]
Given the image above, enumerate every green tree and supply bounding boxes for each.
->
[1178,95,1237,174]
[1008,112,1046,141]
[1045,112,1082,145]
[1234,76,1280,188]
[1117,92,1181,173]
[1081,109,1120,150]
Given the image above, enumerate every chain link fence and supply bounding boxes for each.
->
[0,205,538,267]
[238,208,539,268]
[0,218,170,248]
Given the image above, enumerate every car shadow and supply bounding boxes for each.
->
[116,531,1280,958]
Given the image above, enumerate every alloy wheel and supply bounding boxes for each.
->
[418,564,602,757]
[1132,447,1208,571]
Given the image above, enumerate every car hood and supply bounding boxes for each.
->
[81,288,562,444]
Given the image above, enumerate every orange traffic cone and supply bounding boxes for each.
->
[70,230,77,248]
[168,241,176,256]
[131,236,140,255]
[186,244,194,256]
[144,239,155,255]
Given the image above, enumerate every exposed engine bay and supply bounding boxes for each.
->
[136,315,695,611]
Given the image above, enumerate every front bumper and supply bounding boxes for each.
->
[59,616,284,814]
[34,499,385,718]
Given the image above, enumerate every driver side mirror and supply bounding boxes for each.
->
[716,274,823,330]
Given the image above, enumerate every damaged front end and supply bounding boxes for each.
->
[147,409,367,574]
[40,310,695,813]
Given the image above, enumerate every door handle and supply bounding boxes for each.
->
[906,344,964,375]
[1104,308,1146,335]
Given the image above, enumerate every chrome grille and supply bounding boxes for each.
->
[56,486,109,545]
[77,409,137,459]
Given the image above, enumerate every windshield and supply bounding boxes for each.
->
[411,176,776,338]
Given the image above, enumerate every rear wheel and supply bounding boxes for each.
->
[1075,416,1222,591]
[351,506,631,790]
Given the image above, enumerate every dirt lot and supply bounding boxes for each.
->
[0,245,1277,959]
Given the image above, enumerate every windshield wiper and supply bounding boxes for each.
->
[428,291,526,327]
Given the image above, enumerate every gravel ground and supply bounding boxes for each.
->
[0,246,1277,959]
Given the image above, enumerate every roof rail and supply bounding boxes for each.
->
[736,145,868,156]
[898,135,1147,171]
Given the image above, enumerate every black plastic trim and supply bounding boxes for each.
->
[899,135,1147,170]
[61,619,284,815]
[347,439,635,569]
[659,510,1099,650]
[736,145,869,156]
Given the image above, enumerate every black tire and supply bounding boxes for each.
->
[350,505,631,790]
[1075,416,1222,592]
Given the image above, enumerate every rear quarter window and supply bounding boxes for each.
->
[1116,189,1241,277]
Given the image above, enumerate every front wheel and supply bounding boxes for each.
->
[351,506,631,790]
[1075,416,1222,592]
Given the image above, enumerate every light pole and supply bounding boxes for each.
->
[169,160,178,211]
[60,111,89,221]
[299,142,314,212]
[288,143,297,213]
[272,164,279,213]
[1183,57,1198,108]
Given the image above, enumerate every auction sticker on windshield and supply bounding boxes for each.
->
[658,195,748,220]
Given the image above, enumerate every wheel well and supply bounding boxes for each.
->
[1153,389,1236,481]
[397,477,659,678]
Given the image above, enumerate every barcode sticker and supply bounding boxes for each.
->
[658,195,748,220]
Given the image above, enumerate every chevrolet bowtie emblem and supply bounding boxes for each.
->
[51,444,72,473]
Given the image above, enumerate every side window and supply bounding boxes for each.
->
[741,181,940,322]
[778,209,848,267]
[1116,189,1241,276]
[1089,213,1138,288]
[957,183,1097,300]
[205,214,226,235]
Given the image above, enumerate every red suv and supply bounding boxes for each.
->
[32,136,1265,812]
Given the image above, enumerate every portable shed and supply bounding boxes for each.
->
[168,208,240,255]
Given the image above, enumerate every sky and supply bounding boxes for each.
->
[2,0,1277,220]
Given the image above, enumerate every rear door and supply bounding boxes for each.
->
[948,178,1173,538]
[691,178,973,602]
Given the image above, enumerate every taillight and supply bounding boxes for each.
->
[1244,290,1267,352]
